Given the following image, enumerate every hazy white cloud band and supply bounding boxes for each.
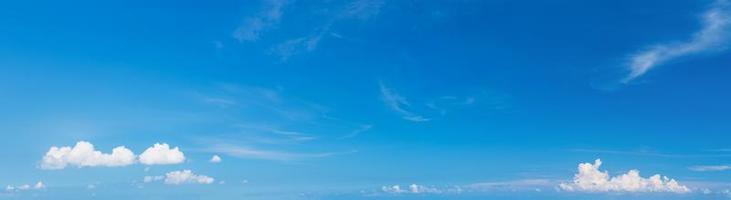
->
[144,170,215,185]
[689,165,731,172]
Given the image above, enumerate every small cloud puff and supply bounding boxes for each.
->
[6,182,45,192]
[209,155,222,163]
[40,141,135,170]
[138,143,186,165]
[145,170,214,185]
[560,159,690,193]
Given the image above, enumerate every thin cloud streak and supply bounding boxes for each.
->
[232,0,288,42]
[379,82,430,122]
[623,0,731,83]
[689,165,731,172]
[339,124,373,139]
[571,148,731,158]
[268,0,386,60]
[205,144,355,161]
[466,179,557,192]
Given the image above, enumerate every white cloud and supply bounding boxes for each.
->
[210,155,222,163]
[33,182,45,190]
[381,185,406,193]
[6,182,45,192]
[40,141,136,170]
[623,0,731,83]
[689,165,731,172]
[559,159,690,193]
[381,184,462,195]
[163,170,215,185]
[379,82,430,122]
[143,170,214,185]
[143,175,164,183]
[702,188,713,194]
[138,143,186,165]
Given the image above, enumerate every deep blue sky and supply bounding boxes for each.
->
[1,0,731,199]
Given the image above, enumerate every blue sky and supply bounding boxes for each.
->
[1,0,731,199]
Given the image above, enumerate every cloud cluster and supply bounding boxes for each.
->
[41,141,136,170]
[5,182,45,192]
[41,141,186,170]
[139,143,186,165]
[559,159,690,193]
[623,0,731,83]
[381,184,462,194]
[145,170,215,185]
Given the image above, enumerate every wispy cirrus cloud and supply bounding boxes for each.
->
[5,182,45,192]
[571,148,731,158]
[269,32,324,61]
[230,0,386,60]
[689,165,731,172]
[204,143,354,161]
[342,0,385,20]
[202,97,236,108]
[379,82,430,122]
[623,0,731,83]
[230,123,319,144]
[266,0,386,60]
[339,124,373,139]
[232,0,288,42]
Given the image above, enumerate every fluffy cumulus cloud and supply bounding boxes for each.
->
[145,170,214,185]
[209,155,222,163]
[560,159,690,193]
[138,143,186,165]
[40,141,136,170]
[6,182,45,192]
